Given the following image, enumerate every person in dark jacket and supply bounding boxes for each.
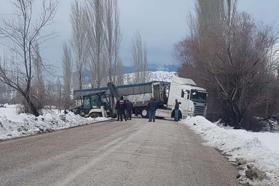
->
[126,100,133,120]
[174,99,181,121]
[147,97,157,122]
[115,96,127,121]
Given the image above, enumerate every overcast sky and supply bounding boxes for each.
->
[1,0,279,75]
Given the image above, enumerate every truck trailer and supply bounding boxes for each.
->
[72,75,207,119]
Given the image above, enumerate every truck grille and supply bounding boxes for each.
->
[194,105,205,116]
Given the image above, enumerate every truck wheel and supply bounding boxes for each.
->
[89,112,102,118]
[141,109,148,118]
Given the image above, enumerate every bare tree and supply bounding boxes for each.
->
[71,0,87,90]
[112,1,122,85]
[84,0,106,88]
[70,0,123,88]
[196,0,225,35]
[44,79,60,110]
[132,33,149,83]
[62,43,73,109]
[103,0,122,84]
[115,58,124,85]
[143,47,149,82]
[104,0,114,83]
[56,78,62,111]
[0,84,11,104]
[0,0,56,116]
[32,43,45,109]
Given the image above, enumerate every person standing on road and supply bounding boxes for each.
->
[174,99,181,121]
[115,96,127,121]
[126,100,133,120]
[147,97,157,122]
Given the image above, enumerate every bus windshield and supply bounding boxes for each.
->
[190,90,207,103]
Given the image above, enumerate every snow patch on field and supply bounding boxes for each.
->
[0,104,108,140]
[183,116,279,186]
[124,71,176,84]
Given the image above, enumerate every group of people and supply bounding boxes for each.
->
[115,96,133,121]
[115,96,182,122]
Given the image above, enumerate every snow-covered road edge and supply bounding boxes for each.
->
[182,116,279,186]
[0,105,109,141]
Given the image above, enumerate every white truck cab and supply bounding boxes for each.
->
[167,76,207,117]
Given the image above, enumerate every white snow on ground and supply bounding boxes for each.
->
[124,71,176,84]
[183,116,279,186]
[0,104,108,140]
[148,71,176,82]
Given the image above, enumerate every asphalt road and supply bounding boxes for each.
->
[0,119,241,186]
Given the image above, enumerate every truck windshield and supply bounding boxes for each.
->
[190,90,207,103]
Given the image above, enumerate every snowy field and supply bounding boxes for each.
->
[0,104,108,140]
[184,116,279,186]
[124,71,176,84]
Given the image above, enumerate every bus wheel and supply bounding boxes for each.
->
[141,109,148,118]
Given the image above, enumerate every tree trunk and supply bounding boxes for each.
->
[24,94,40,117]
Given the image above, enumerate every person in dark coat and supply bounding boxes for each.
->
[147,97,157,122]
[126,100,133,120]
[174,99,181,121]
[115,96,127,121]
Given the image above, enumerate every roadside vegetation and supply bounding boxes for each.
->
[176,0,279,131]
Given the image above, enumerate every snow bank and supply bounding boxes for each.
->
[0,105,108,140]
[183,116,279,186]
